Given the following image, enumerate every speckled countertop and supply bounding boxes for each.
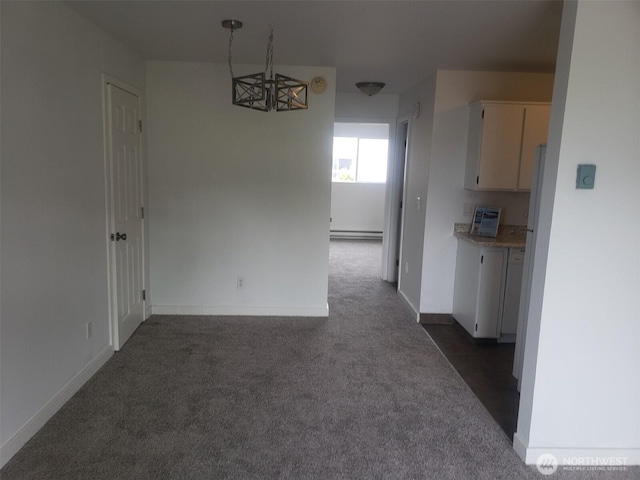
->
[454,223,527,248]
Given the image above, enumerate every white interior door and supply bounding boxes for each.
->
[107,83,144,350]
[383,117,409,283]
[392,121,409,282]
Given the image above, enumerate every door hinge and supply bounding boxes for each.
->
[138,120,143,133]
[476,175,479,185]
[141,206,145,219]
[400,200,403,209]
[481,109,485,119]
[475,324,478,332]
[142,289,146,301]
[396,259,400,267]
[481,255,484,264]
[110,233,115,241]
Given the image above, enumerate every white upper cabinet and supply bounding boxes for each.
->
[465,101,551,191]
[518,105,551,190]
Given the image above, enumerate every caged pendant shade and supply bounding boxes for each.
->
[223,20,308,112]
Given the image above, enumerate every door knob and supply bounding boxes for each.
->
[115,232,127,241]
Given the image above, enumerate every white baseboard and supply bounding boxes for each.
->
[397,289,420,322]
[0,346,113,468]
[513,432,640,465]
[513,432,529,462]
[151,304,330,317]
[330,230,383,240]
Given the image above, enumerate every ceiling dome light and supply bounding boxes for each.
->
[356,82,385,96]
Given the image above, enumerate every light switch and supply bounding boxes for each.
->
[576,164,596,189]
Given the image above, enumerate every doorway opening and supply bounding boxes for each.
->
[330,122,390,243]
[328,118,409,288]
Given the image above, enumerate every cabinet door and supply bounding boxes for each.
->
[475,249,506,338]
[453,242,506,339]
[477,104,525,190]
[452,241,482,336]
[518,105,551,190]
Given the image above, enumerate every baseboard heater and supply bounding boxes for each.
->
[330,230,383,240]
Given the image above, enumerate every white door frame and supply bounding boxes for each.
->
[102,74,147,350]
[383,114,411,283]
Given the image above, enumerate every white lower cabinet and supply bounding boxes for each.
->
[452,241,507,339]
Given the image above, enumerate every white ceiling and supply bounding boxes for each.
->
[66,0,563,95]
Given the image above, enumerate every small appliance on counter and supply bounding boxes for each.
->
[469,206,501,237]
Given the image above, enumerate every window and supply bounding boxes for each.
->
[332,123,389,183]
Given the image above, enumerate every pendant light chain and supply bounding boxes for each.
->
[265,26,274,80]
[227,26,236,79]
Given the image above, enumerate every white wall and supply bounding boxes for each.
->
[0,1,145,466]
[415,70,555,314]
[516,0,640,464]
[334,92,399,119]
[146,62,336,316]
[330,183,386,233]
[396,75,437,316]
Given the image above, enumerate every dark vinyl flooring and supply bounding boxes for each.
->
[422,322,520,441]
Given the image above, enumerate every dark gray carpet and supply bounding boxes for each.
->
[2,240,637,479]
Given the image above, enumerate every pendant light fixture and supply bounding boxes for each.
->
[222,20,308,112]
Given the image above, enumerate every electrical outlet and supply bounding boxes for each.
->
[237,276,245,289]
[86,322,92,339]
